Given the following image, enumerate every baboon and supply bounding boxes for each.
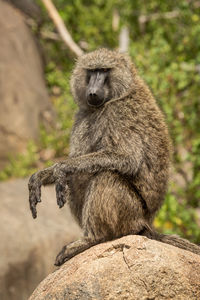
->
[28,48,200,266]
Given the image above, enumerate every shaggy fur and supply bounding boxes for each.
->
[28,49,200,266]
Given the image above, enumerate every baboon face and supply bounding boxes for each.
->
[71,48,136,109]
[86,68,110,107]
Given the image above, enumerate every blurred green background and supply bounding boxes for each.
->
[1,0,199,243]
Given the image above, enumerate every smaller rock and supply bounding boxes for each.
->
[0,179,81,300]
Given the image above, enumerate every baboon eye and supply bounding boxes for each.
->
[103,68,111,73]
[86,71,92,83]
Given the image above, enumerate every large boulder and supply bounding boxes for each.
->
[6,0,41,20]
[29,235,200,300]
[0,179,81,300]
[0,1,54,169]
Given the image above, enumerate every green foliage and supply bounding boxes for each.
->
[0,142,38,180]
[41,63,77,157]
[187,138,200,207]
[1,0,199,241]
[155,188,200,244]
[125,1,200,241]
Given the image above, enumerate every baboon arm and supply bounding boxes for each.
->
[28,151,142,218]
[29,166,55,186]
[56,151,142,176]
[53,151,142,213]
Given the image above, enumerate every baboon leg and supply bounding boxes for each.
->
[55,172,150,266]
[82,171,147,240]
[54,237,103,266]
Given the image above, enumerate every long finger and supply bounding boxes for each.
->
[55,182,66,208]
[29,193,37,218]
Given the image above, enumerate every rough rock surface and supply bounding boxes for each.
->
[0,1,53,169]
[29,235,200,300]
[0,179,81,300]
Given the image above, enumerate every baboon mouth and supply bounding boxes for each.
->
[87,99,106,107]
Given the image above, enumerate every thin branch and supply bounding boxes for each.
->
[138,10,180,33]
[139,10,180,24]
[119,26,129,53]
[41,30,61,41]
[41,0,84,57]
[112,9,120,31]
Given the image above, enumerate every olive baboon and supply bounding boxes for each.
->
[28,48,200,266]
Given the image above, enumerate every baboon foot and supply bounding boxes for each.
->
[54,238,101,266]
[55,244,69,266]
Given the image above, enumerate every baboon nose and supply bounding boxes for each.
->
[89,92,98,100]
[87,89,104,107]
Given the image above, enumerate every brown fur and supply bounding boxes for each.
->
[28,48,200,266]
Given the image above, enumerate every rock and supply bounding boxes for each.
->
[0,1,54,169]
[6,0,41,20]
[29,235,200,300]
[0,179,81,300]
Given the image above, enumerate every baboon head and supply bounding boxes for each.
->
[70,48,137,108]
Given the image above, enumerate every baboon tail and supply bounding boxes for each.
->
[141,226,200,255]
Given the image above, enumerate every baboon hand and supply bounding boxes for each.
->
[28,172,42,219]
[54,166,68,209]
